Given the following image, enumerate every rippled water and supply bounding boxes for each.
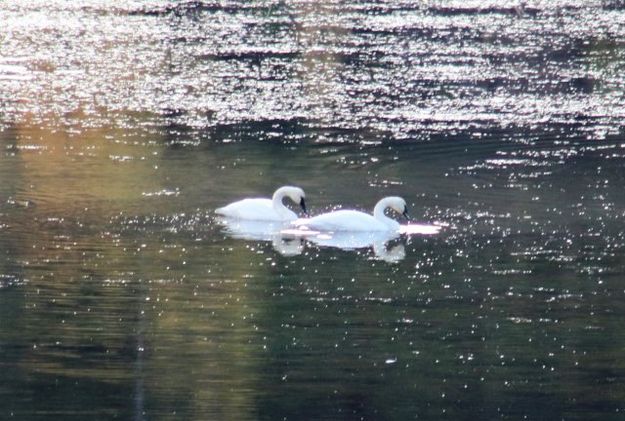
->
[2,1,625,420]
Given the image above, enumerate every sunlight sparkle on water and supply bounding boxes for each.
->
[1,1,625,420]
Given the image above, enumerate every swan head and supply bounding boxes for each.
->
[386,196,409,219]
[274,186,308,216]
[372,196,409,230]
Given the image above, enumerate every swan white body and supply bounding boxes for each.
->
[215,186,307,222]
[294,196,408,232]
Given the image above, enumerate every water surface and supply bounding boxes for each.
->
[1,1,625,420]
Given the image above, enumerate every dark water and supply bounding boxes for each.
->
[2,1,625,420]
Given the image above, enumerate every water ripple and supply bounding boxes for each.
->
[1,1,623,141]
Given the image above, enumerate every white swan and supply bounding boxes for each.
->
[215,186,307,221]
[294,196,408,232]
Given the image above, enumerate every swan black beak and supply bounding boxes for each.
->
[300,197,309,217]
[402,206,410,221]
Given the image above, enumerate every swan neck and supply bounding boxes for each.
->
[373,199,398,228]
[272,187,293,218]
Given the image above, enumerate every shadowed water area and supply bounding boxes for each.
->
[1,1,625,419]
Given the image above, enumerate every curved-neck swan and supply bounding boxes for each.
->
[215,186,307,221]
[295,196,408,232]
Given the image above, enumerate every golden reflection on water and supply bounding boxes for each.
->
[1,116,278,419]
[4,118,161,211]
[3,1,625,419]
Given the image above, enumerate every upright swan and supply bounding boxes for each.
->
[294,196,408,232]
[215,186,307,221]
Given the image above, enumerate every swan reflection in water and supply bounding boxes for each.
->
[283,223,442,263]
[301,230,406,263]
[215,217,304,256]
[217,216,442,262]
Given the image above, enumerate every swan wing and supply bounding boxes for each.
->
[215,198,288,221]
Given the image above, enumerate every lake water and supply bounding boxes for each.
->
[1,1,625,419]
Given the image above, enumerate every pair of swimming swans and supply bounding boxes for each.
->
[215,185,409,232]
